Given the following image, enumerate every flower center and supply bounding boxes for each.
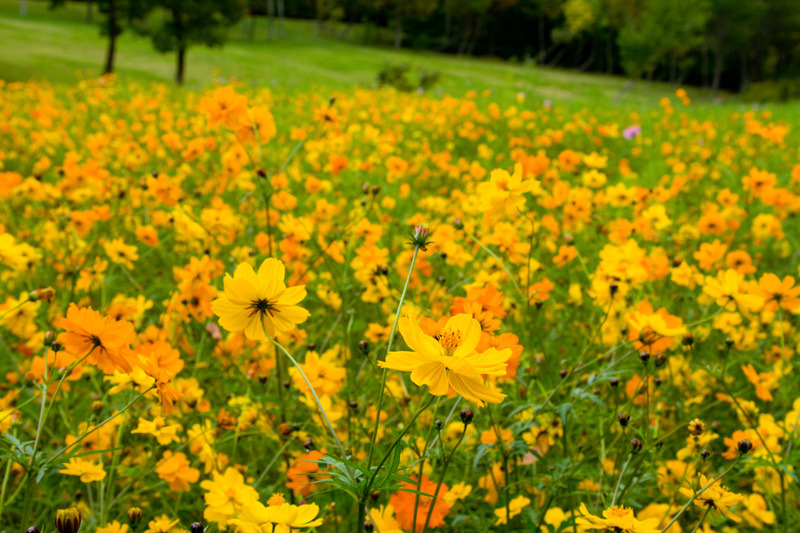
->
[437,329,462,356]
[249,298,280,318]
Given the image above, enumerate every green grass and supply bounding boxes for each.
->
[0,0,778,111]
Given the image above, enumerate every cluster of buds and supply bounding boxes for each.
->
[408,224,433,251]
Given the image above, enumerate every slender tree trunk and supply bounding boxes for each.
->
[740,50,749,92]
[176,45,186,85]
[87,1,94,22]
[538,14,546,63]
[267,0,275,40]
[104,0,118,74]
[606,38,614,73]
[277,0,285,37]
[394,14,403,49]
[19,0,27,16]
[711,48,723,96]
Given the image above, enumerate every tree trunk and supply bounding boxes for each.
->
[176,46,186,85]
[19,0,27,16]
[87,1,94,22]
[103,0,118,74]
[267,0,275,40]
[606,38,613,74]
[394,14,402,49]
[538,14,546,63]
[277,0,285,37]
[711,46,723,97]
[740,50,749,93]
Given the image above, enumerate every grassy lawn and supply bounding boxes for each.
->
[0,0,733,109]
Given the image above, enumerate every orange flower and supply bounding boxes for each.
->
[155,451,200,492]
[286,450,328,497]
[55,304,135,374]
[753,273,800,312]
[389,475,450,532]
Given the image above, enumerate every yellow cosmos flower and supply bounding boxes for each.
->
[576,503,661,533]
[678,474,743,523]
[228,496,323,532]
[211,258,310,340]
[60,458,107,483]
[379,314,510,406]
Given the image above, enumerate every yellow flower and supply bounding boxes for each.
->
[367,504,403,533]
[228,495,323,533]
[211,258,310,340]
[97,521,129,533]
[678,474,743,523]
[201,467,260,529]
[378,314,510,406]
[155,451,200,492]
[131,417,182,445]
[60,458,107,483]
[577,503,661,533]
[494,495,531,525]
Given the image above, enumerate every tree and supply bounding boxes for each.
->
[149,0,246,84]
[50,0,151,75]
[617,0,710,82]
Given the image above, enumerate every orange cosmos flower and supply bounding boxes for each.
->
[211,258,310,340]
[55,304,135,374]
[390,474,450,532]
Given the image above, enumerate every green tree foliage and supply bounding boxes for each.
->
[617,0,711,82]
[148,0,246,84]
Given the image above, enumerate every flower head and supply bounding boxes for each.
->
[55,304,136,374]
[379,313,509,406]
[577,503,661,533]
[212,258,310,340]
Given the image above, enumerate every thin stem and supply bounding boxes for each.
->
[610,454,632,507]
[47,386,155,466]
[423,423,467,532]
[661,457,740,532]
[267,335,347,459]
[689,506,711,533]
[362,395,436,501]
[366,245,420,473]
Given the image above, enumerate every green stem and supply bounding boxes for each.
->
[366,245,420,473]
[689,506,711,533]
[47,386,155,466]
[662,457,740,532]
[422,423,467,532]
[267,335,347,458]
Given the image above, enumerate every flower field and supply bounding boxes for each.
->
[0,76,799,533]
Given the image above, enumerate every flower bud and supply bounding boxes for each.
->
[435,420,443,430]
[630,438,643,453]
[44,331,56,346]
[701,450,710,460]
[737,439,753,455]
[26,527,41,533]
[55,508,81,533]
[91,401,104,413]
[453,217,463,230]
[191,523,204,533]
[617,412,631,427]
[127,507,142,527]
[460,408,475,425]
[29,287,56,302]
[358,340,369,354]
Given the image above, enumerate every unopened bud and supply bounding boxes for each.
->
[127,507,142,527]
[737,439,753,455]
[630,438,643,453]
[618,412,630,427]
[55,508,81,533]
[460,408,475,425]
[191,523,203,533]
